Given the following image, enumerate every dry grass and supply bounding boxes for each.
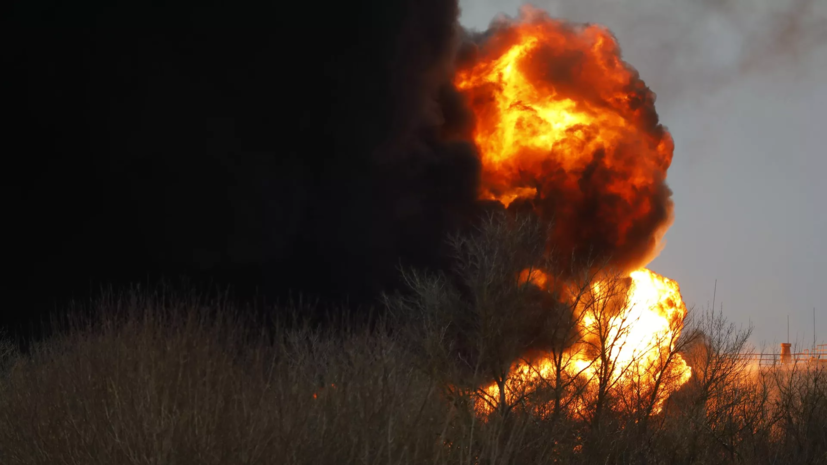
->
[1,290,827,464]
[0,290,543,465]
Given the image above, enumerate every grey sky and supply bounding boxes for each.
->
[459,0,827,349]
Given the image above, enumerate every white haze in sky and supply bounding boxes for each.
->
[459,0,827,349]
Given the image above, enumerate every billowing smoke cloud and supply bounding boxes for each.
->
[460,0,827,107]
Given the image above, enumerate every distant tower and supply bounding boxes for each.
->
[780,343,792,365]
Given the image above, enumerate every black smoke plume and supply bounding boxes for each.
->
[2,0,481,334]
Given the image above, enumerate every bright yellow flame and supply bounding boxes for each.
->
[478,268,691,416]
[590,269,688,374]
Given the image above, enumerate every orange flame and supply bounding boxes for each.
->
[456,7,674,272]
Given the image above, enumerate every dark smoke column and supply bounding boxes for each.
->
[3,0,483,332]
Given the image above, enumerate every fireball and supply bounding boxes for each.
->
[456,7,674,272]
[456,8,690,416]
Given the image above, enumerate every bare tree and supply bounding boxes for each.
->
[677,307,755,463]
[385,212,559,418]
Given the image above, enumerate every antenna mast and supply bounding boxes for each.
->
[712,279,717,313]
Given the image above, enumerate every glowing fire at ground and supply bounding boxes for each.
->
[455,8,690,416]
[479,269,691,416]
[606,269,689,378]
